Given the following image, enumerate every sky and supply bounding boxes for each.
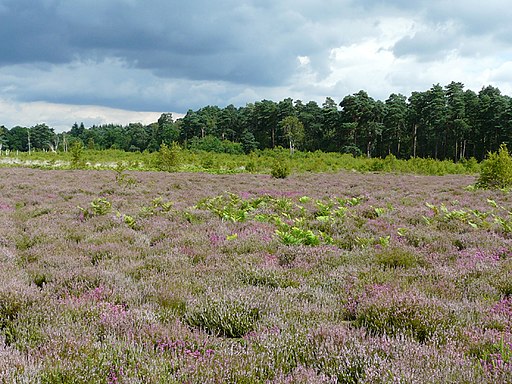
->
[1,0,512,132]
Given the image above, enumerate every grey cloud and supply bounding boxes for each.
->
[0,57,246,112]
[0,0,71,64]
[1,0,512,117]
[392,26,460,61]
[0,0,347,88]
[349,0,425,13]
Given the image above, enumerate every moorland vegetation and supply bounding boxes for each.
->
[1,167,512,382]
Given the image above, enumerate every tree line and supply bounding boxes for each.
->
[1,81,511,161]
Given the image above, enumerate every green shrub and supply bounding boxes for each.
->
[188,135,244,155]
[477,144,512,189]
[189,135,224,153]
[70,141,84,168]
[245,160,257,172]
[156,142,181,172]
[462,156,479,173]
[200,155,215,169]
[271,159,290,179]
[114,161,137,187]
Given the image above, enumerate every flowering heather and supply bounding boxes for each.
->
[1,167,512,382]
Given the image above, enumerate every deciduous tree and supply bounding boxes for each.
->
[279,115,304,154]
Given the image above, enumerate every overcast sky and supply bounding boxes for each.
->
[1,0,512,132]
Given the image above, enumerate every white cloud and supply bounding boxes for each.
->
[0,98,175,132]
[295,17,414,100]
[277,15,512,102]
[297,56,311,67]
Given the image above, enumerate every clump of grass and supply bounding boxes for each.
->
[184,297,260,338]
[374,247,419,269]
[492,275,512,297]
[14,233,38,251]
[155,294,187,322]
[239,268,298,289]
[0,294,25,332]
[0,284,38,346]
[348,286,452,343]
[468,335,512,365]
[30,271,52,289]
[487,259,512,296]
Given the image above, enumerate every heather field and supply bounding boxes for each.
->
[1,168,512,383]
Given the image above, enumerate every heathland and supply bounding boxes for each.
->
[1,164,511,383]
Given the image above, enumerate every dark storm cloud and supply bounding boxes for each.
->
[0,0,346,87]
[0,0,71,64]
[1,0,510,76]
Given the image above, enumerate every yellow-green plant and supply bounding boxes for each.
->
[156,142,181,172]
[477,144,512,189]
[271,158,290,179]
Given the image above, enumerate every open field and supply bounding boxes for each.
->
[0,168,511,383]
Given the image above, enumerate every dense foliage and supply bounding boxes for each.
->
[2,82,512,161]
[477,144,512,189]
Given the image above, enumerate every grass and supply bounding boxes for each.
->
[0,167,511,382]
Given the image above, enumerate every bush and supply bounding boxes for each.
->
[156,142,181,172]
[477,144,512,189]
[271,159,290,179]
[245,160,257,172]
[462,156,479,173]
[70,141,84,168]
